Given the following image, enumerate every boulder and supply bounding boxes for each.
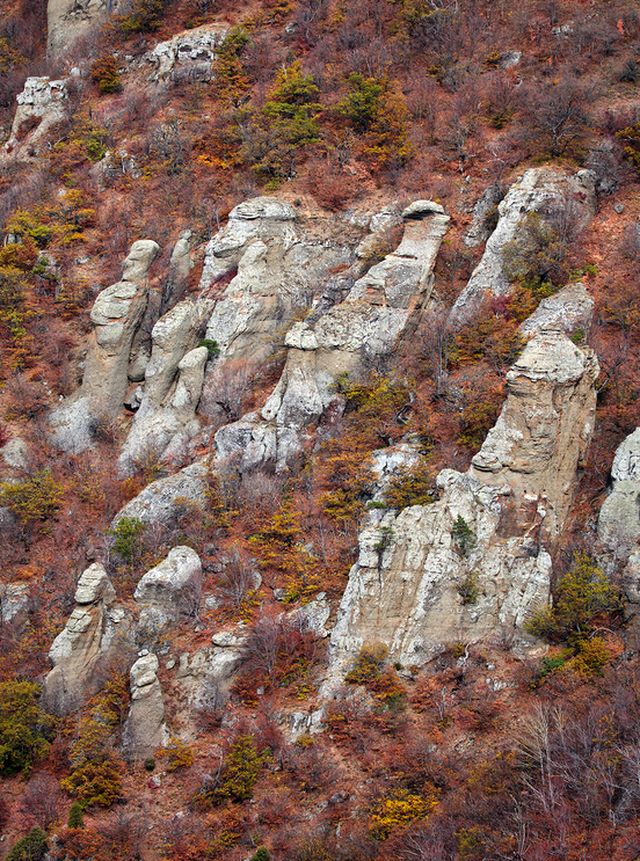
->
[118,295,213,475]
[122,653,168,759]
[50,240,160,453]
[0,438,29,471]
[463,183,505,248]
[450,168,596,325]
[0,582,30,628]
[135,546,202,639]
[113,461,209,526]
[325,331,598,681]
[44,564,133,715]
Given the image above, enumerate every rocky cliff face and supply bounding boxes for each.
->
[450,168,596,326]
[47,0,120,56]
[326,329,599,681]
[2,77,68,163]
[50,240,160,453]
[215,201,449,471]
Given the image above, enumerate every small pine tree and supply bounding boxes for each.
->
[451,515,476,556]
[6,828,47,861]
[67,802,84,828]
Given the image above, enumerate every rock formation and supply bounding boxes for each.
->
[519,283,594,339]
[143,25,227,83]
[598,427,640,557]
[326,330,599,679]
[2,77,68,162]
[450,168,596,325]
[215,201,450,471]
[122,653,168,759]
[0,583,30,629]
[134,546,203,641]
[44,564,133,714]
[50,240,160,453]
[47,0,119,56]
[113,461,210,526]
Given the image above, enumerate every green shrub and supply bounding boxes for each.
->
[0,680,57,776]
[108,516,145,565]
[337,73,412,168]
[67,801,84,828]
[526,552,624,644]
[247,61,321,181]
[620,59,640,83]
[6,828,47,861]
[197,338,221,358]
[117,0,167,33]
[250,848,270,861]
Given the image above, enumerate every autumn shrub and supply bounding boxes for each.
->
[90,55,123,95]
[157,736,194,772]
[0,469,64,528]
[200,734,269,804]
[61,677,128,808]
[369,788,438,839]
[249,504,319,600]
[458,570,480,605]
[212,26,251,107]
[6,828,47,861]
[616,120,640,171]
[526,553,624,645]
[450,296,525,371]
[501,211,568,295]
[346,643,388,685]
[383,457,434,509]
[0,680,57,775]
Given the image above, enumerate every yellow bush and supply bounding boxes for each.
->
[370,787,438,839]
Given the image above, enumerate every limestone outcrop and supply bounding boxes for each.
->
[118,294,214,475]
[199,197,366,375]
[519,283,594,339]
[2,77,68,162]
[135,546,202,641]
[0,583,30,629]
[143,25,227,83]
[50,240,160,453]
[215,201,450,471]
[450,168,596,325]
[598,427,640,557]
[44,564,133,714]
[113,461,209,526]
[122,653,168,759]
[326,331,599,679]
